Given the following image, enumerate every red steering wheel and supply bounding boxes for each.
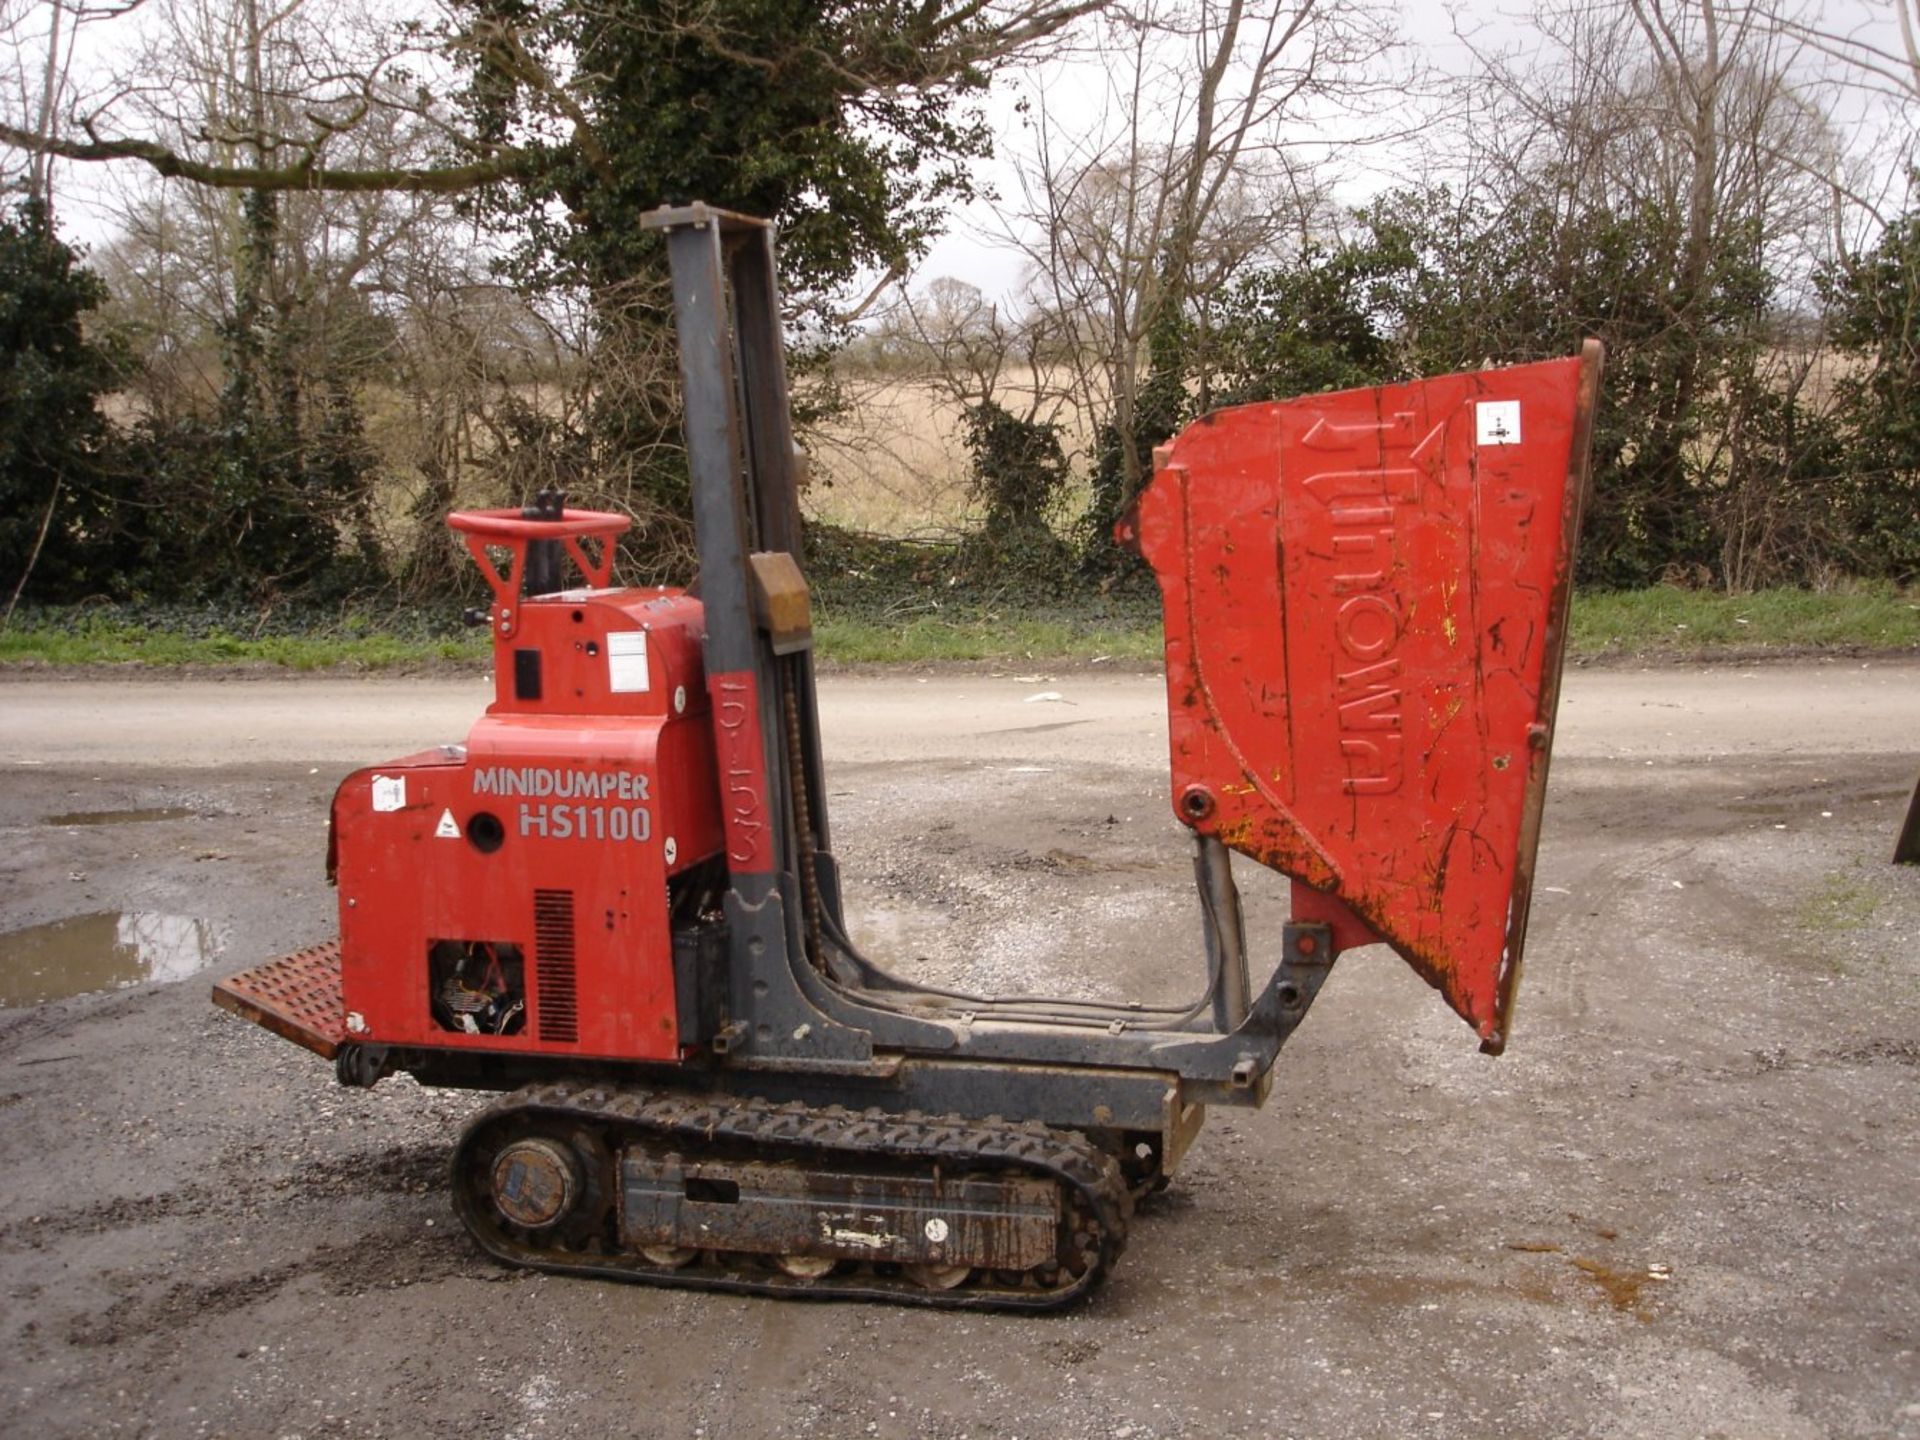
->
[447,507,633,635]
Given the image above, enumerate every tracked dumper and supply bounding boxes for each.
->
[215,203,1603,1309]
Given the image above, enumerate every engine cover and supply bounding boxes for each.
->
[329,588,724,1062]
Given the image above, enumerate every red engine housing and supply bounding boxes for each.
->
[328,512,723,1064]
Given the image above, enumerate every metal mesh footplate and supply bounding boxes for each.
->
[211,941,348,1059]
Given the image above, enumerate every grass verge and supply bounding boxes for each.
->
[0,604,487,671]
[815,609,1162,665]
[1,585,1915,670]
[0,625,486,670]
[1570,585,1920,654]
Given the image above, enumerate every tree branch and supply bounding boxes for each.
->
[0,119,532,191]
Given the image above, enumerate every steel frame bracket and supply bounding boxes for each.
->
[1148,921,1336,1100]
[723,886,874,1063]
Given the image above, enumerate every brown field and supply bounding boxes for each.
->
[803,372,977,535]
[803,366,1102,538]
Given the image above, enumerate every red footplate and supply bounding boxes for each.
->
[212,941,348,1059]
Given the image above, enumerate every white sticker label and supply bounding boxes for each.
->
[371,774,407,812]
[1476,399,1522,446]
[434,808,460,839]
[607,631,650,693]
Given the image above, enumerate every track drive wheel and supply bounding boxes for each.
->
[470,1121,611,1253]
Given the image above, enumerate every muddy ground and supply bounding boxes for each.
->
[0,662,1916,1440]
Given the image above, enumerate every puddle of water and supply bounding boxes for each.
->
[43,807,196,827]
[0,912,226,1007]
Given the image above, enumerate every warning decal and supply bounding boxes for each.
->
[434,809,460,839]
[607,631,650,693]
[1475,399,1522,446]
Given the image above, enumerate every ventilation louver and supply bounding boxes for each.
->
[533,889,578,1043]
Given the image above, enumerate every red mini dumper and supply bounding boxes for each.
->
[216,204,1602,1309]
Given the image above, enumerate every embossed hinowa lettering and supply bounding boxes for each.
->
[1300,414,1437,797]
[1335,657,1403,795]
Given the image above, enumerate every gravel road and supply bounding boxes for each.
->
[1,660,1916,1440]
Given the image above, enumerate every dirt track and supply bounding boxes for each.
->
[1,661,1917,1440]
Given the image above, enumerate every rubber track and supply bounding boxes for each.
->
[451,1081,1132,1311]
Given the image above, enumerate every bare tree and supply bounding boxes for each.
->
[1754,0,1920,112]
[1004,0,1401,527]
[2,0,63,206]
[1448,0,1868,589]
